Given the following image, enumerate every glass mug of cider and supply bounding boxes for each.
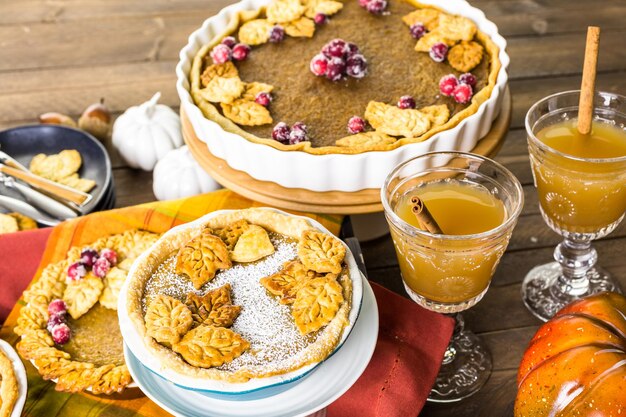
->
[522,91,626,322]
[381,152,523,402]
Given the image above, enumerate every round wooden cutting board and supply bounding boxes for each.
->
[183,88,511,214]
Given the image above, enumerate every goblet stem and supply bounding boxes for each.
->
[553,237,596,296]
[428,313,491,403]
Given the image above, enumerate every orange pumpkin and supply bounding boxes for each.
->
[515,292,626,417]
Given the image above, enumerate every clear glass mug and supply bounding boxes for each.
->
[522,91,626,322]
[381,152,523,402]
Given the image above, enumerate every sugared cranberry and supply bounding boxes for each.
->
[100,248,118,266]
[79,248,98,267]
[255,92,272,107]
[48,299,67,316]
[322,39,347,58]
[67,262,87,281]
[326,57,346,81]
[429,42,448,63]
[232,43,251,61]
[292,122,308,134]
[272,122,291,144]
[92,257,110,278]
[269,25,285,43]
[47,314,66,333]
[314,13,328,25]
[347,116,366,134]
[459,73,477,87]
[358,0,370,7]
[346,54,368,79]
[439,74,459,97]
[410,23,426,39]
[221,36,237,48]
[310,53,329,76]
[210,44,232,64]
[51,323,71,345]
[289,128,307,144]
[397,95,416,109]
[366,0,387,15]
[452,83,473,104]
[345,42,360,57]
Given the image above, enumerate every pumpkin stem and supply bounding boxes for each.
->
[141,92,162,118]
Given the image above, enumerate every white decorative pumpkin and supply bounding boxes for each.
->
[153,146,221,200]
[112,92,183,171]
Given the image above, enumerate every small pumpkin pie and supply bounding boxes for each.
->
[14,230,160,394]
[190,0,500,154]
[0,349,18,417]
[125,208,353,382]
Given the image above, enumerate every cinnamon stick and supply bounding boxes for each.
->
[410,196,443,234]
[577,26,600,135]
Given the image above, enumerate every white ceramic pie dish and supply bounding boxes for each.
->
[176,0,510,192]
[118,208,363,394]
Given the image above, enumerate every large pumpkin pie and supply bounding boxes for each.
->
[124,208,353,382]
[190,0,500,154]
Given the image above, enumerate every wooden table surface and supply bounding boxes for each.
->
[1,0,625,415]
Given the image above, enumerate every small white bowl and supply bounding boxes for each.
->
[175,0,510,192]
[118,208,363,395]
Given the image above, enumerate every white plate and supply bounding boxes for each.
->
[125,273,378,417]
[0,339,28,417]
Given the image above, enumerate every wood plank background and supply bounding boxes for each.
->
[0,0,624,415]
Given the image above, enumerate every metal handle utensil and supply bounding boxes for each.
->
[0,150,29,172]
[0,175,78,219]
[0,195,60,226]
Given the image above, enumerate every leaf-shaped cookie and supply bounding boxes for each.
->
[447,41,484,73]
[241,82,274,101]
[284,17,315,38]
[221,99,273,126]
[402,9,440,31]
[214,219,250,250]
[199,77,245,104]
[172,325,250,368]
[419,104,450,127]
[335,131,397,148]
[230,224,275,263]
[435,13,477,42]
[260,260,324,304]
[99,266,127,310]
[145,294,193,346]
[200,62,239,87]
[292,275,344,334]
[297,229,345,274]
[238,19,273,45]
[91,365,132,395]
[185,284,242,328]
[305,0,343,18]
[365,101,431,138]
[63,274,104,319]
[415,31,455,52]
[266,0,305,24]
[56,173,96,193]
[30,150,82,181]
[175,228,232,289]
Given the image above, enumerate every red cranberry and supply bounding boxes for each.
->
[255,92,272,107]
[326,57,346,81]
[397,95,416,109]
[310,53,329,76]
[221,36,237,48]
[292,122,308,134]
[345,42,360,57]
[269,25,285,43]
[322,39,347,58]
[67,262,87,281]
[452,83,473,104]
[92,257,110,278]
[439,74,459,97]
[366,0,387,15]
[48,299,67,316]
[429,42,448,63]
[410,23,426,39]
[79,248,99,267]
[51,323,71,345]
[47,314,66,333]
[210,44,232,64]
[232,43,251,61]
[272,122,291,143]
[100,248,118,266]
[314,13,328,25]
[358,0,370,7]
[346,54,368,79]
[347,116,366,134]
[459,73,477,87]
[289,128,308,144]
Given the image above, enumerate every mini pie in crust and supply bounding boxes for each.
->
[125,208,353,383]
[0,349,18,417]
[14,230,160,394]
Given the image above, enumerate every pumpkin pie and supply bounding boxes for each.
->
[0,349,18,417]
[190,0,500,154]
[14,230,160,394]
[125,208,353,382]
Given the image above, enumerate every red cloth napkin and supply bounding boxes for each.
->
[0,229,454,417]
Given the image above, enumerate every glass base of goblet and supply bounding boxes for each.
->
[522,262,623,322]
[428,329,492,403]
